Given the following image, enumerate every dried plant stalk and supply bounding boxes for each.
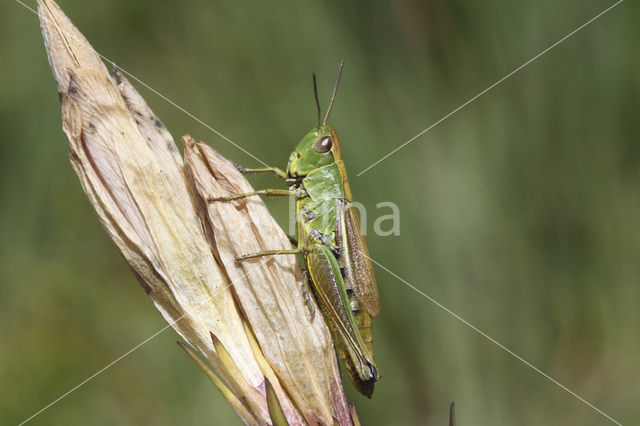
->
[38,0,353,424]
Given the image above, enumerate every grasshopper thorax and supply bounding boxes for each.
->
[287,125,343,179]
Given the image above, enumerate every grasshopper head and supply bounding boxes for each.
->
[287,126,342,177]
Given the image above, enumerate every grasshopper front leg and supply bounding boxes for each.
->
[235,165,288,180]
[233,164,300,185]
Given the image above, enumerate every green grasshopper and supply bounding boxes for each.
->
[209,61,381,397]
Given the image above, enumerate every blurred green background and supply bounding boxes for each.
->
[1,0,638,424]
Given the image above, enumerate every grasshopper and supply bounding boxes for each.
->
[209,61,381,397]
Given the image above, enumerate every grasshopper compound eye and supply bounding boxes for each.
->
[313,136,333,153]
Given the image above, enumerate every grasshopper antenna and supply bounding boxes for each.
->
[323,59,345,126]
[312,72,322,129]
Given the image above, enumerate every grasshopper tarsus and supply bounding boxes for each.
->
[303,289,316,320]
[232,162,247,174]
[208,196,235,202]
[299,268,316,320]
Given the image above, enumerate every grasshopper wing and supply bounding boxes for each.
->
[307,245,378,396]
[337,201,380,316]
